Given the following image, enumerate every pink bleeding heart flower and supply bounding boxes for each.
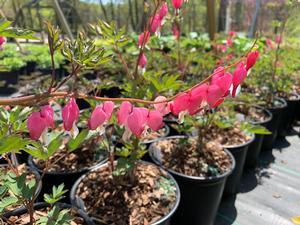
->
[246,51,259,71]
[147,110,164,131]
[170,93,190,116]
[206,84,224,108]
[0,37,6,46]
[211,67,232,97]
[275,35,282,45]
[228,31,236,37]
[172,22,180,40]
[159,3,168,20]
[216,44,227,53]
[62,98,80,131]
[150,14,162,33]
[138,52,147,69]
[227,38,233,46]
[88,102,114,131]
[189,84,208,115]
[232,62,247,97]
[138,31,150,48]
[266,38,274,49]
[118,101,133,125]
[172,0,183,9]
[40,105,55,128]
[154,96,170,116]
[126,108,146,137]
[27,112,48,141]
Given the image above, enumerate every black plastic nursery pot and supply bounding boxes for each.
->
[223,134,255,196]
[70,161,180,225]
[149,136,235,225]
[28,154,107,203]
[1,202,95,225]
[25,61,37,75]
[0,70,19,85]
[245,107,273,168]
[278,93,300,137]
[261,97,287,151]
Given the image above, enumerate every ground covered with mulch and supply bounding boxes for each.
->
[140,126,169,143]
[151,138,232,177]
[34,139,107,173]
[76,163,178,225]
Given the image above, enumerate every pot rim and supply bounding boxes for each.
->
[27,152,108,176]
[149,135,236,182]
[70,160,181,225]
[248,105,273,125]
[267,97,288,110]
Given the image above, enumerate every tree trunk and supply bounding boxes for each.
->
[234,0,243,31]
[128,0,136,31]
[218,0,228,32]
[248,0,261,37]
[110,0,115,21]
[99,0,109,21]
[207,0,216,40]
[140,0,148,31]
[134,0,139,31]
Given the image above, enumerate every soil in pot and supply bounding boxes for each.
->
[277,93,300,137]
[262,97,287,150]
[235,106,273,168]
[72,162,179,225]
[29,137,107,203]
[0,164,42,214]
[2,202,93,225]
[150,136,234,225]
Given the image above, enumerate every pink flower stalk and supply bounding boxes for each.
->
[27,105,55,140]
[172,0,184,9]
[266,38,274,49]
[216,44,227,53]
[138,52,147,69]
[275,35,282,45]
[118,102,163,137]
[138,31,150,48]
[206,84,224,108]
[150,14,162,33]
[172,23,180,40]
[232,62,247,97]
[246,51,259,71]
[211,67,232,97]
[228,31,236,37]
[170,84,208,116]
[88,101,114,130]
[62,98,80,131]
[227,38,233,46]
[154,96,170,116]
[0,37,6,46]
[159,3,168,20]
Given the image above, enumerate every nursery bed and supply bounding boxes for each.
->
[216,126,300,225]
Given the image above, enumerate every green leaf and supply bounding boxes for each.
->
[67,129,89,151]
[0,196,19,211]
[0,27,39,40]
[0,19,12,32]
[47,134,63,157]
[0,135,26,154]
[44,184,68,204]
[113,157,135,177]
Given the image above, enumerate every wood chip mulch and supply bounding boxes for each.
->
[34,139,106,173]
[152,138,231,177]
[76,163,177,225]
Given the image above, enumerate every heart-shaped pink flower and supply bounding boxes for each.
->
[246,51,259,71]
[27,112,48,141]
[232,62,247,97]
[62,98,80,131]
[207,84,224,108]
